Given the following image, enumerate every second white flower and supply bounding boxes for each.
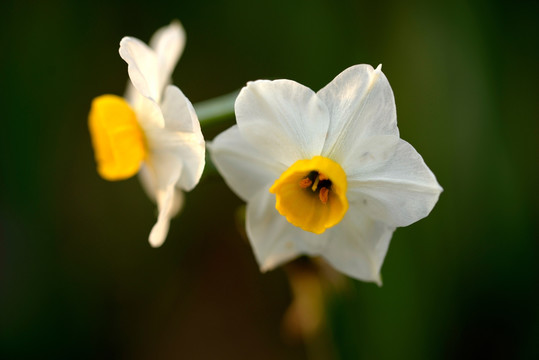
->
[210,64,442,284]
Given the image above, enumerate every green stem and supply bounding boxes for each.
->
[193,90,239,126]
[194,90,239,179]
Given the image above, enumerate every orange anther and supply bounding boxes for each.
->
[318,173,329,181]
[299,178,313,188]
[319,187,329,204]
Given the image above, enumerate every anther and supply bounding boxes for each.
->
[319,187,329,204]
[299,171,332,204]
[299,178,313,188]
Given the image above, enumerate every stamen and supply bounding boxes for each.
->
[311,177,320,191]
[300,171,333,204]
[299,178,313,188]
[319,187,329,204]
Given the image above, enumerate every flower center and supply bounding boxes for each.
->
[88,95,147,180]
[269,156,348,234]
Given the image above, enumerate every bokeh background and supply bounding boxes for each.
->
[1,0,537,358]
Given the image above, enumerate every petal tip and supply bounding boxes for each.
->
[169,19,183,29]
[259,262,273,273]
[161,19,186,44]
[148,222,168,248]
[119,36,136,50]
[260,256,282,273]
[148,233,165,248]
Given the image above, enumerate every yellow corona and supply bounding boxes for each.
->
[88,95,147,181]
[270,156,348,234]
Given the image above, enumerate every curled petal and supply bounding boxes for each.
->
[149,20,186,90]
[119,37,161,103]
[140,129,196,247]
[149,183,184,248]
[143,152,183,247]
[235,80,330,167]
[119,22,184,105]
[209,126,284,202]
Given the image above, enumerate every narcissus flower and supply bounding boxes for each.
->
[210,64,442,284]
[89,21,205,247]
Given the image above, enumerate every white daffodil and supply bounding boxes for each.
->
[88,21,205,247]
[210,64,442,284]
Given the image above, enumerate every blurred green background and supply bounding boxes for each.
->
[1,0,537,358]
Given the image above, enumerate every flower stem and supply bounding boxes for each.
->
[194,90,239,126]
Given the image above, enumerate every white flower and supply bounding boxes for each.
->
[88,21,205,247]
[209,64,442,284]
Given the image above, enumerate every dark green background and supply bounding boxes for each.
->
[1,0,537,358]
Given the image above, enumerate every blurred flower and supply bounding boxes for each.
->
[282,262,326,342]
[89,21,205,247]
[281,258,344,343]
[210,65,442,284]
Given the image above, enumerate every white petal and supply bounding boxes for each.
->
[119,37,162,102]
[130,90,165,129]
[159,85,205,191]
[138,163,157,202]
[321,203,395,285]
[169,188,184,217]
[347,138,442,227]
[145,127,205,192]
[318,64,399,165]
[149,21,185,91]
[160,85,201,133]
[148,183,184,248]
[246,187,321,271]
[209,126,285,202]
[121,23,185,127]
[343,134,401,176]
[143,152,184,247]
[176,139,205,191]
[138,164,185,220]
[235,80,330,166]
[145,151,182,197]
